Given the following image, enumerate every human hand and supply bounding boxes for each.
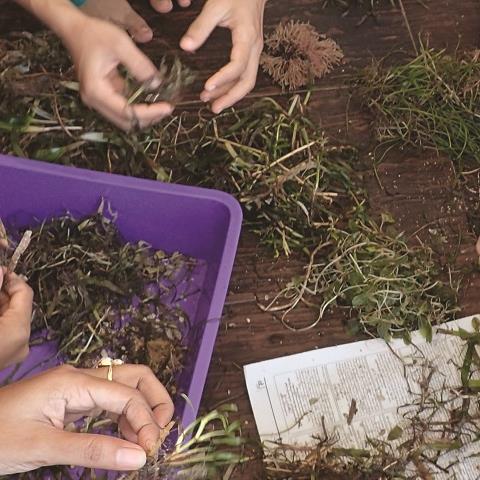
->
[64,16,174,130]
[80,0,194,43]
[180,0,265,113]
[0,364,174,474]
[0,267,33,370]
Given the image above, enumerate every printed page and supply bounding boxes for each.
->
[244,315,480,478]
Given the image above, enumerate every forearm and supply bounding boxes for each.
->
[14,0,86,42]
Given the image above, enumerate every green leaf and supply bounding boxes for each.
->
[387,425,403,441]
[376,322,391,341]
[35,146,65,162]
[419,317,433,342]
[473,317,480,332]
[352,293,370,307]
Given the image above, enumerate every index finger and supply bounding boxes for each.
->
[73,372,161,452]
[83,365,174,428]
[204,38,252,92]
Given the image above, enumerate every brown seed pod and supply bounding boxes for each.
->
[261,20,344,90]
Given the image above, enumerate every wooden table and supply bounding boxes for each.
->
[1,1,480,477]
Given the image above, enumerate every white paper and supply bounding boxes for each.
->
[244,315,480,478]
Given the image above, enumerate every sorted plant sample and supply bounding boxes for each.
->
[262,205,459,340]
[261,21,344,90]
[127,57,196,106]
[358,45,480,165]
[166,95,358,257]
[0,202,199,391]
[263,317,480,478]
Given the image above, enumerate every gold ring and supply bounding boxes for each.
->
[96,357,124,382]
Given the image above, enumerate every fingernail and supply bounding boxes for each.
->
[180,36,196,52]
[148,75,162,90]
[205,84,216,92]
[116,448,146,470]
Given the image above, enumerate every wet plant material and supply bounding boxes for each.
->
[261,21,344,90]
[358,45,480,167]
[127,57,196,106]
[0,202,199,390]
[263,317,480,479]
[261,204,459,340]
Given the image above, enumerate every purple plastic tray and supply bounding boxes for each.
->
[0,154,242,430]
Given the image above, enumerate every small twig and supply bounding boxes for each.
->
[398,0,418,54]
[8,230,32,273]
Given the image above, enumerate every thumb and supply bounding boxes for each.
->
[180,4,224,52]
[45,430,147,471]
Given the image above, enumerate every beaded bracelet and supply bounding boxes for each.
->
[71,0,86,6]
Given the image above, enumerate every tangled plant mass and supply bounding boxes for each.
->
[261,20,344,90]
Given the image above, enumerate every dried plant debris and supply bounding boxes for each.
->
[261,21,344,90]
[1,203,198,390]
[0,31,70,74]
[0,206,246,478]
[358,45,480,166]
[263,318,480,479]
[7,230,31,273]
[127,56,196,106]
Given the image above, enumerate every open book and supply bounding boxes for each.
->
[244,315,480,478]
